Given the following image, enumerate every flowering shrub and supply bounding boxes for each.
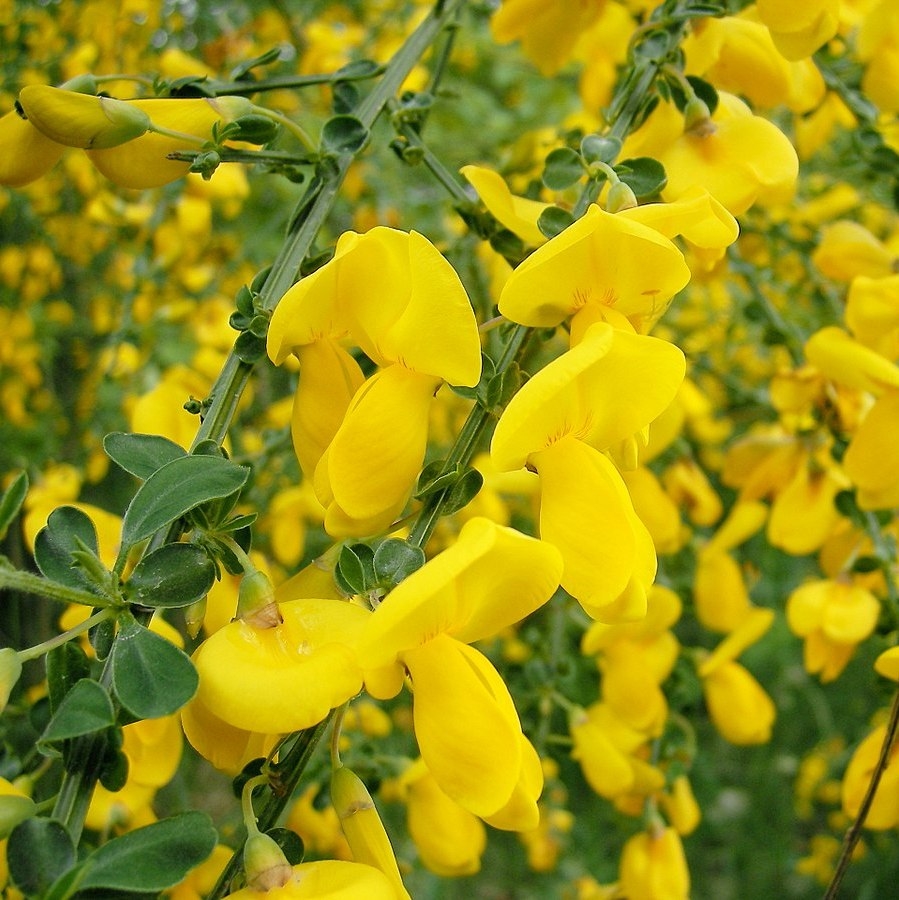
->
[2,1,899,897]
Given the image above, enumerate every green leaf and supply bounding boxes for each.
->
[580,134,622,165]
[537,207,575,239]
[46,641,91,713]
[234,329,268,363]
[0,470,28,541]
[541,147,584,191]
[415,460,462,499]
[614,156,667,200]
[336,543,375,594]
[335,59,380,80]
[38,678,115,752]
[103,432,187,480]
[124,543,215,609]
[7,817,76,896]
[34,506,104,593]
[267,826,304,865]
[110,615,198,718]
[441,468,484,517]
[231,114,279,143]
[373,539,426,588]
[77,811,217,892]
[118,454,250,558]
[321,115,369,153]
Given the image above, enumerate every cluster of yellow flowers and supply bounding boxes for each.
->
[5,0,899,898]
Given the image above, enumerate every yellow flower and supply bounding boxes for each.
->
[845,275,899,360]
[490,0,607,75]
[805,325,899,394]
[757,0,840,60]
[268,227,481,536]
[0,108,65,186]
[786,579,881,682]
[694,550,753,633]
[191,598,371,735]
[357,517,562,820]
[618,826,690,900]
[497,204,691,335]
[812,220,898,282]
[843,389,899,508]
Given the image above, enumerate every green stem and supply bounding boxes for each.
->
[16,608,116,663]
[207,67,386,98]
[0,567,114,609]
[251,105,316,151]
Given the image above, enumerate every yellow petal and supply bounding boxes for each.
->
[874,646,899,681]
[702,660,776,744]
[192,598,369,734]
[767,461,846,554]
[806,326,899,394]
[402,636,522,817]
[290,340,365,478]
[490,323,685,469]
[358,516,562,669]
[0,109,65,186]
[570,709,636,799]
[699,607,775,675]
[820,582,880,644]
[326,366,437,523]
[619,827,691,900]
[785,579,829,637]
[694,551,753,634]
[530,437,655,617]
[841,725,899,829]
[844,390,899,509]
[223,860,398,899]
[481,734,544,831]
[460,164,549,246]
[498,204,691,331]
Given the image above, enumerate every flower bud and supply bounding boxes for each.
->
[606,180,638,213]
[18,85,151,149]
[684,97,716,137]
[242,831,293,891]
[331,764,411,900]
[0,793,36,839]
[236,569,281,628]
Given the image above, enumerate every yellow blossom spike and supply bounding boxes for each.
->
[619,826,691,900]
[323,366,438,527]
[401,635,523,818]
[459,164,549,246]
[497,204,691,333]
[805,326,899,394]
[0,109,66,186]
[491,323,685,470]
[402,763,486,877]
[357,516,562,670]
[17,85,151,149]
[702,660,776,744]
[331,765,411,900]
[191,598,370,734]
[528,436,655,619]
[86,95,254,189]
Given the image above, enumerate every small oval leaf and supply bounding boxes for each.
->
[542,147,584,191]
[125,543,216,609]
[110,616,198,718]
[34,506,104,593]
[374,539,426,587]
[38,678,115,751]
[103,432,187,480]
[321,115,369,153]
[118,454,250,558]
[8,818,76,896]
[537,206,575,240]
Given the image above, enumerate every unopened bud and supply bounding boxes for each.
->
[0,648,22,714]
[243,831,293,891]
[236,569,281,628]
[18,85,150,149]
[606,179,638,213]
[684,97,716,137]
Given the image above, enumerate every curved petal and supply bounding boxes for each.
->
[460,165,549,246]
[358,517,562,669]
[491,323,685,470]
[403,636,522,817]
[498,204,691,329]
[290,340,365,478]
[0,109,65,187]
[326,365,437,522]
[530,437,649,616]
[480,733,544,831]
[805,326,899,394]
[193,598,369,734]
[844,391,899,507]
[224,860,398,900]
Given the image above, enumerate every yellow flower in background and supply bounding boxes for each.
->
[845,275,899,360]
[268,227,481,537]
[786,578,880,682]
[490,0,607,75]
[0,108,65,186]
[805,325,899,394]
[812,220,899,282]
[497,204,691,335]
[843,389,899,509]
[757,0,840,61]
[857,0,899,114]
[618,826,690,900]
[698,608,777,744]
